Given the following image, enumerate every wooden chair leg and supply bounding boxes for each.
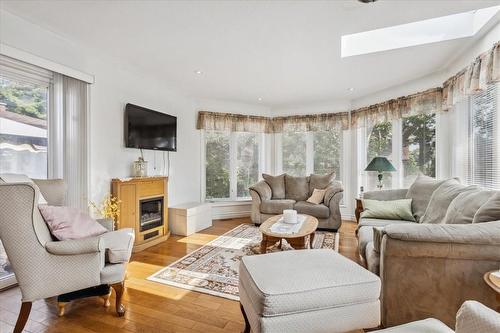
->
[111,282,126,317]
[14,302,32,333]
[240,303,251,333]
[57,302,68,316]
[100,291,112,307]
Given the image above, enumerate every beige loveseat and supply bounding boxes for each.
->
[357,175,500,328]
[249,173,344,230]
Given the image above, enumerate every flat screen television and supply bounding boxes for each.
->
[125,103,177,151]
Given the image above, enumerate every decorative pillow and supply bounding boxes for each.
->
[309,172,335,196]
[443,189,494,224]
[473,192,500,223]
[420,179,478,224]
[361,198,415,221]
[307,188,327,205]
[405,175,456,222]
[39,205,107,241]
[285,175,309,201]
[262,174,286,199]
[0,173,48,204]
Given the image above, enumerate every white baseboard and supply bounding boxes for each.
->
[209,201,356,222]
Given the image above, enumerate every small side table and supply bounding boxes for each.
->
[355,198,363,224]
[483,270,500,312]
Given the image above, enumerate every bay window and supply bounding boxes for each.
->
[204,131,262,200]
[282,132,307,176]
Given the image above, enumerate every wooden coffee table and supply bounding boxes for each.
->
[484,270,500,311]
[259,214,319,254]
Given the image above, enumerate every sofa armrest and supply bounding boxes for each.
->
[324,181,344,205]
[97,218,114,231]
[249,180,272,201]
[363,188,408,201]
[46,237,103,255]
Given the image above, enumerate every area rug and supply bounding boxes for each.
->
[147,224,339,301]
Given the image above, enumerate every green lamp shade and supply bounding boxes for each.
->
[365,157,396,172]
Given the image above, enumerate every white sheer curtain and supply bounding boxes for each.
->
[52,73,89,209]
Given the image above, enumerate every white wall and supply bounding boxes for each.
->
[0,10,201,207]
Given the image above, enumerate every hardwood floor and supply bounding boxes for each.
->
[0,218,361,333]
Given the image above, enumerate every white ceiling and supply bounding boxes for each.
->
[2,0,500,108]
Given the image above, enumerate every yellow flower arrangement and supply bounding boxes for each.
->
[89,195,122,229]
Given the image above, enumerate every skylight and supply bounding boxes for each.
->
[341,6,500,58]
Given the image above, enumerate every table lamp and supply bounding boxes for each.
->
[365,157,396,189]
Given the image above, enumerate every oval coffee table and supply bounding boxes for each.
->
[259,214,318,254]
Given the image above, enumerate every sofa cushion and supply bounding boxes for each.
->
[309,172,335,196]
[406,175,454,222]
[455,300,500,333]
[443,189,494,224]
[263,174,286,199]
[285,175,309,201]
[294,201,330,219]
[358,218,415,229]
[373,318,453,333]
[239,249,380,317]
[260,199,295,214]
[358,219,414,258]
[361,199,415,221]
[420,180,478,224]
[473,192,500,223]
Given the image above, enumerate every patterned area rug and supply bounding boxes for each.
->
[147,224,339,300]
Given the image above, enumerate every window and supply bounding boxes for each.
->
[366,122,393,189]
[468,83,499,189]
[0,77,48,178]
[313,131,342,176]
[236,133,259,198]
[282,132,306,176]
[205,131,231,199]
[205,131,262,200]
[280,130,343,178]
[402,114,436,187]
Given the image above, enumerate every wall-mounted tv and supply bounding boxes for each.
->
[125,103,177,151]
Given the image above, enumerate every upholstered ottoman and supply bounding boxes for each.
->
[239,249,381,333]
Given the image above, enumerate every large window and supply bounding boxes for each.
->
[282,132,306,176]
[468,83,499,189]
[205,131,261,200]
[0,77,48,178]
[402,114,436,186]
[281,130,342,178]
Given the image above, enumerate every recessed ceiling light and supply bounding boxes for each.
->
[348,87,355,92]
[194,70,203,75]
[258,97,263,101]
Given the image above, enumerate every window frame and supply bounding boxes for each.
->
[201,130,265,202]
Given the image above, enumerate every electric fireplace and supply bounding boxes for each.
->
[139,197,164,232]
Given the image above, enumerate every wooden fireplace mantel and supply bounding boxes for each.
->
[111,176,169,252]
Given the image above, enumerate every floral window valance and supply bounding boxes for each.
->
[196,111,349,133]
[442,41,500,110]
[350,87,443,128]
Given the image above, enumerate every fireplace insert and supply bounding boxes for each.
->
[139,197,164,232]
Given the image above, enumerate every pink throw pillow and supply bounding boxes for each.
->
[38,205,107,241]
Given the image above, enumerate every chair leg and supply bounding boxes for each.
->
[100,290,112,307]
[57,302,68,316]
[111,282,126,317]
[14,302,32,333]
[240,303,250,333]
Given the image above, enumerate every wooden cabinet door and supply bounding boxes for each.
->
[118,184,137,237]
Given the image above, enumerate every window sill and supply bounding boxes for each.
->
[206,200,252,207]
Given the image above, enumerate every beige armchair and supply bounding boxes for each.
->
[0,181,134,333]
